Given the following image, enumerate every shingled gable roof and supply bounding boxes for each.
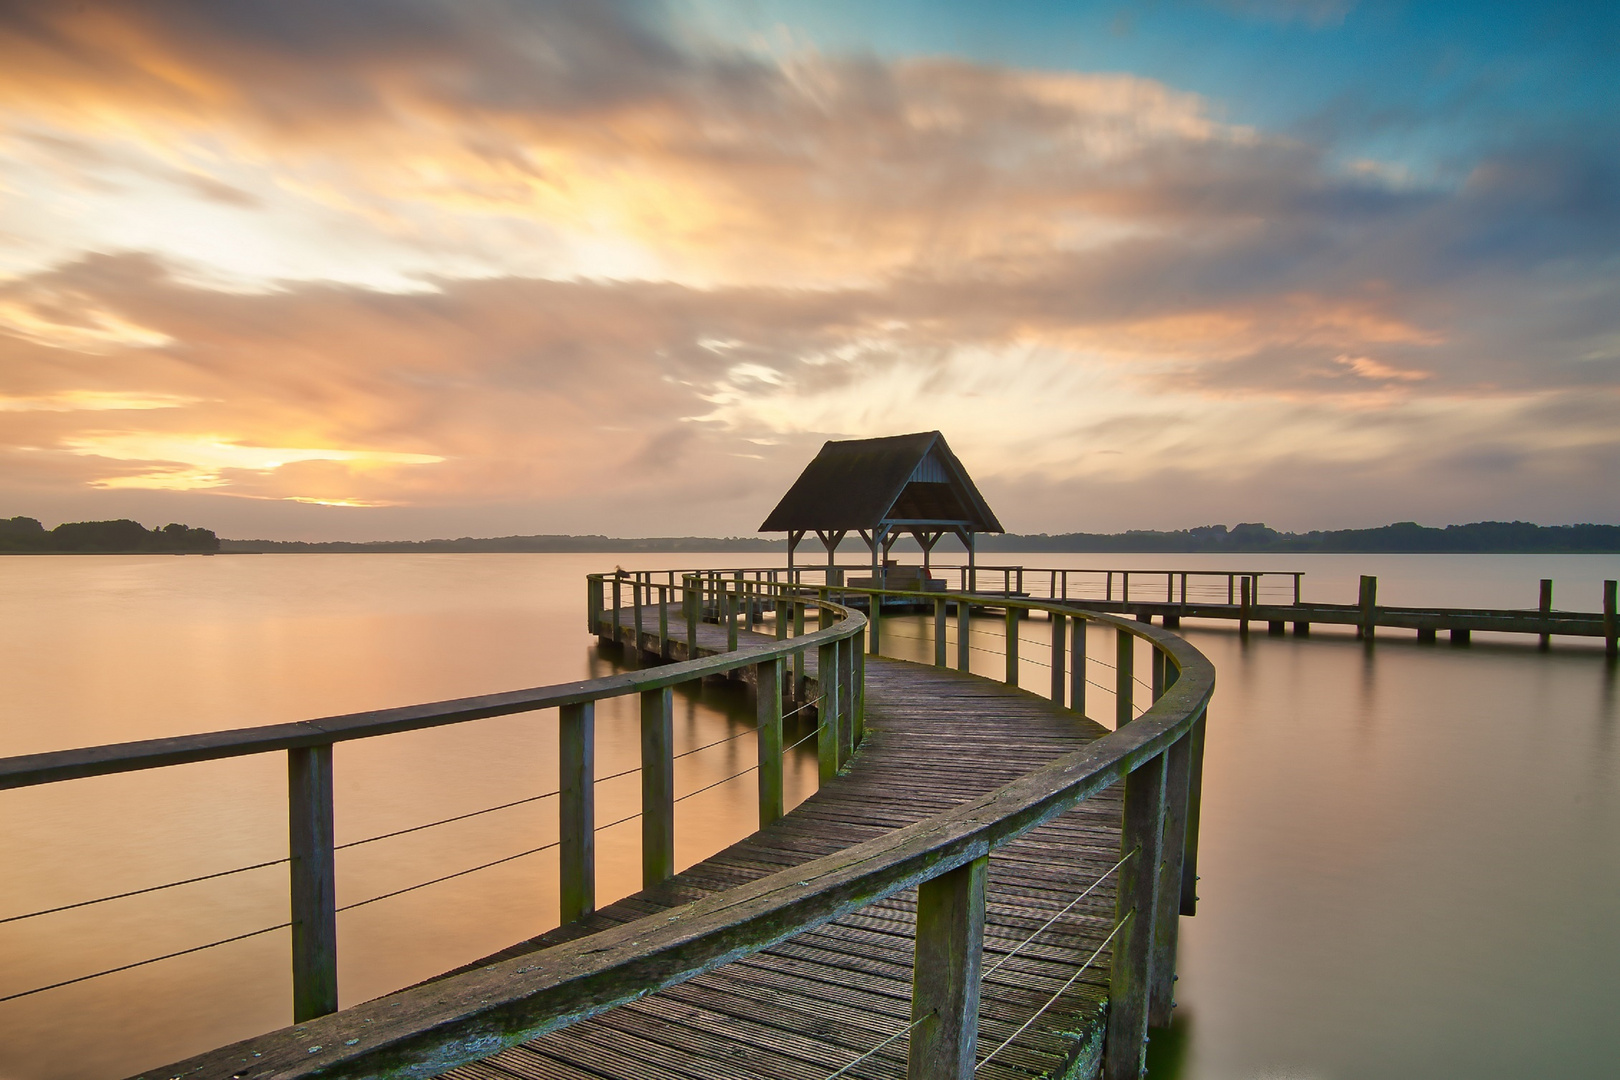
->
[759,431,1004,534]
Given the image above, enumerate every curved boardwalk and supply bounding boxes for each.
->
[434,645,1125,1080]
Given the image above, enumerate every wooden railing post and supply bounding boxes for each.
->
[869,589,882,655]
[957,597,971,671]
[559,702,595,922]
[288,744,337,1023]
[934,597,948,667]
[1115,628,1134,727]
[817,640,840,782]
[1105,751,1166,1080]
[1004,606,1019,686]
[907,855,987,1080]
[757,659,784,827]
[1180,707,1207,916]
[1239,576,1251,635]
[684,575,698,658]
[838,634,856,766]
[1050,613,1066,705]
[725,585,738,651]
[793,600,807,697]
[1149,658,1190,1029]
[1071,617,1087,719]
[776,596,789,641]
[641,687,674,887]
[854,639,866,747]
[632,581,644,661]
[658,586,669,660]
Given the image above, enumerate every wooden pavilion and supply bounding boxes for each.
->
[759,431,1004,588]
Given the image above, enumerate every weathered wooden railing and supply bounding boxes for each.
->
[0,583,863,1026]
[112,571,1213,1080]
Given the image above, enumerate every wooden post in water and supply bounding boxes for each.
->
[1004,606,1019,685]
[587,575,603,634]
[1116,628,1134,727]
[907,855,988,1080]
[1539,578,1553,650]
[817,640,840,782]
[288,745,338,1022]
[611,576,622,648]
[640,687,674,887]
[1239,576,1251,635]
[1050,613,1067,705]
[1071,618,1087,719]
[1105,751,1166,1080]
[1357,575,1377,641]
[756,658,784,828]
[559,702,595,922]
[1606,580,1618,657]
[934,598,948,667]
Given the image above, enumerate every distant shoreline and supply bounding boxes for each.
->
[214,520,1620,555]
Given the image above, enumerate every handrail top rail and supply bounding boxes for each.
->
[140,606,1214,1080]
[0,596,866,793]
[595,565,1305,577]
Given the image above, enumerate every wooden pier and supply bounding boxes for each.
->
[0,574,1212,1080]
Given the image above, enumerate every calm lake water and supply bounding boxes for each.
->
[2,552,1618,1079]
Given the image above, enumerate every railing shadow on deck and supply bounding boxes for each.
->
[1,571,1214,1080]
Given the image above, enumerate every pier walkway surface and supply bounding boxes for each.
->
[429,616,1123,1080]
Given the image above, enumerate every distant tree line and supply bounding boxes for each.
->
[216,520,1620,555]
[975,521,1620,554]
[0,517,220,553]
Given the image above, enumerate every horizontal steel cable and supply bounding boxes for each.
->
[0,921,291,1004]
[981,849,1133,980]
[337,789,562,851]
[336,840,563,912]
[0,857,289,926]
[975,912,1130,1072]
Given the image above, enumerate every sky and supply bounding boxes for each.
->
[0,0,1616,540]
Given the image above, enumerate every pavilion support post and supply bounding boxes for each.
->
[817,640,840,782]
[1105,752,1166,1080]
[907,855,988,1080]
[967,533,977,593]
[640,687,674,887]
[288,744,338,1023]
[756,658,784,827]
[934,598,948,667]
[559,702,595,923]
